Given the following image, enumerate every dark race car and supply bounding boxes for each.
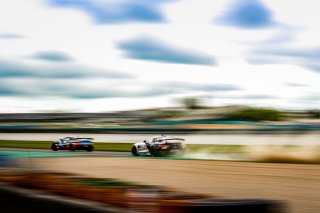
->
[131,135,186,157]
[51,137,94,152]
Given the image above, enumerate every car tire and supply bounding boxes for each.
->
[86,146,94,152]
[150,147,158,157]
[51,144,58,151]
[69,144,75,151]
[131,146,139,156]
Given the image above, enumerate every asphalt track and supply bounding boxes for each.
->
[0,148,131,158]
[0,148,245,161]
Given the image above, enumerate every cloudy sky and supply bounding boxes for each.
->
[0,0,320,112]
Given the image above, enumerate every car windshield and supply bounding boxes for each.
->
[148,136,185,143]
[77,138,94,140]
[80,140,92,143]
[152,138,184,143]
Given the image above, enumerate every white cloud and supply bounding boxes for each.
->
[0,0,319,112]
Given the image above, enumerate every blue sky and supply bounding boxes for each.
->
[0,0,319,112]
[215,0,275,28]
[49,0,174,24]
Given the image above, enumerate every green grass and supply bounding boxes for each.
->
[94,143,132,152]
[0,140,132,152]
[0,140,52,149]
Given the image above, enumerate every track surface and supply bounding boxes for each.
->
[0,148,245,161]
[24,155,320,213]
[0,148,130,158]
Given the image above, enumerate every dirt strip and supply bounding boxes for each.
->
[30,157,320,213]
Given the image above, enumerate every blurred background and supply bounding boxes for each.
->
[1,0,320,213]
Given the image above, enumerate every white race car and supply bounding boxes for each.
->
[131,135,186,157]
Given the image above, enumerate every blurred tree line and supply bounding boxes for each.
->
[227,108,284,121]
[178,97,285,121]
[152,97,320,122]
[180,97,203,110]
[308,110,320,119]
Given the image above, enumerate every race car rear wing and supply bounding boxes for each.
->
[76,137,94,140]
[160,138,185,142]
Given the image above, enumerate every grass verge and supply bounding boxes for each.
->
[0,140,132,152]
[0,140,244,153]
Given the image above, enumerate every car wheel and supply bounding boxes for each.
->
[150,147,158,157]
[131,146,139,156]
[51,144,58,151]
[86,146,94,152]
[69,144,75,151]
